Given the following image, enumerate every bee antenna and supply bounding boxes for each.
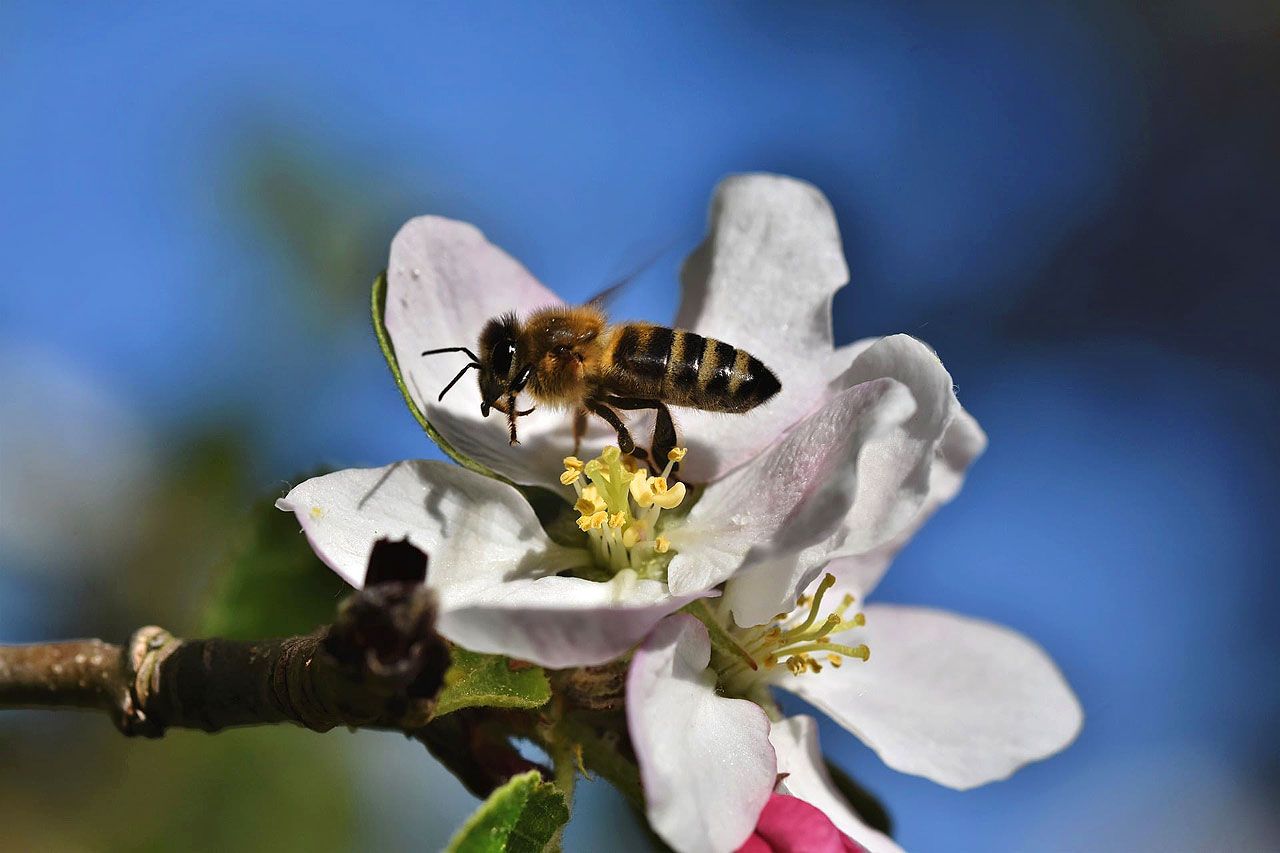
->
[438,362,480,402]
[423,346,481,363]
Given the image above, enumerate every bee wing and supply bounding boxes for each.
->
[583,240,680,309]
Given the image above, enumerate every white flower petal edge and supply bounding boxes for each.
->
[674,174,855,483]
[720,335,977,625]
[825,405,987,598]
[665,376,916,602]
[384,216,580,491]
[770,716,904,853]
[628,615,777,853]
[276,462,695,668]
[779,603,1084,790]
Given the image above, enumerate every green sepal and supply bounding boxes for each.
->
[371,270,506,482]
[446,770,570,853]
[202,486,350,639]
[435,647,552,717]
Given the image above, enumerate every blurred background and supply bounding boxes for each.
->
[2,2,1278,850]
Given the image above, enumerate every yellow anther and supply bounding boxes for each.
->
[650,480,686,510]
[574,497,597,517]
[654,536,670,554]
[629,474,655,508]
[576,515,593,532]
[851,612,866,627]
[609,512,626,529]
[622,526,641,548]
[828,654,843,668]
[601,445,621,464]
[560,469,581,486]
[563,456,584,471]
[588,511,608,530]
[851,644,870,662]
[786,656,806,676]
[667,447,687,463]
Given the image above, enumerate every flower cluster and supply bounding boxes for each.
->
[279,174,1082,852]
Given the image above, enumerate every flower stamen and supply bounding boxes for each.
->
[563,445,688,581]
[716,573,870,695]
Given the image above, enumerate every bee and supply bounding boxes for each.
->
[424,304,781,468]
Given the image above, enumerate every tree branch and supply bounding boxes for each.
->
[0,540,450,738]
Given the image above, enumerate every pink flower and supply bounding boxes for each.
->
[738,795,867,853]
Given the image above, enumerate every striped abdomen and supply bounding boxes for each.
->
[604,324,780,413]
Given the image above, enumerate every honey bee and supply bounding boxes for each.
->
[423,304,781,468]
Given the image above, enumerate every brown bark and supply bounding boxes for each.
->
[0,579,449,738]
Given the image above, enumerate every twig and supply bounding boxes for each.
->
[0,539,449,738]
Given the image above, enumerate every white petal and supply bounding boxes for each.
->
[277,460,567,592]
[384,216,585,491]
[721,335,972,625]
[665,377,916,603]
[770,716,904,853]
[778,604,1083,790]
[441,573,704,668]
[672,174,853,482]
[825,403,987,599]
[627,615,776,853]
[277,461,691,667]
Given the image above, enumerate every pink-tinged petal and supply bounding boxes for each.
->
[384,216,585,491]
[665,378,916,604]
[769,717,902,853]
[628,615,777,853]
[739,794,869,853]
[672,174,852,482]
[277,462,691,667]
[825,403,987,599]
[721,335,974,625]
[777,604,1083,790]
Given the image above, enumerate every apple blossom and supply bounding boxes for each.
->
[279,174,979,671]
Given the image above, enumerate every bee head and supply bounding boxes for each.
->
[477,313,530,417]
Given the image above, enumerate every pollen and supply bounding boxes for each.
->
[564,444,688,580]
[715,572,870,695]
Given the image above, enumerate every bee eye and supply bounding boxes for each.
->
[491,341,516,378]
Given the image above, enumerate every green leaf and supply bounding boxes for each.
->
[447,770,569,853]
[825,760,894,838]
[435,647,552,717]
[372,271,504,482]
[202,488,349,640]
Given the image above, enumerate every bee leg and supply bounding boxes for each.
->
[605,397,679,477]
[572,407,588,456]
[585,399,637,457]
[651,402,679,476]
